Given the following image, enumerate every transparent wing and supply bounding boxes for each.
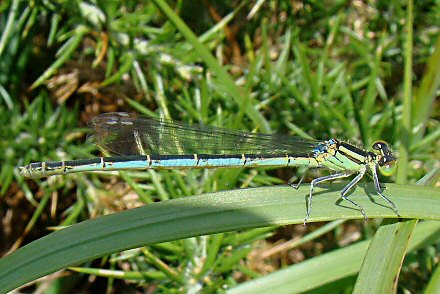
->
[87,112,320,156]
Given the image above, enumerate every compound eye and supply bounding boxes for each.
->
[372,140,389,152]
[378,160,397,176]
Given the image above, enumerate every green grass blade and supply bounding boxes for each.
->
[396,0,414,183]
[70,266,166,281]
[0,0,19,55]
[0,184,439,292]
[352,219,417,294]
[151,0,270,132]
[30,25,88,89]
[425,263,440,294]
[100,52,135,87]
[412,35,440,140]
[227,220,440,294]
[353,167,439,293]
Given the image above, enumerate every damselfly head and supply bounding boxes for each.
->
[372,141,397,176]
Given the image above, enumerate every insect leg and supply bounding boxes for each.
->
[304,172,353,225]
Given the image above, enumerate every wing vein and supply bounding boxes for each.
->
[87,112,319,156]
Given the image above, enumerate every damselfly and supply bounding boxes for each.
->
[19,112,400,224]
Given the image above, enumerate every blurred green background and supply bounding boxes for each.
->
[0,0,439,293]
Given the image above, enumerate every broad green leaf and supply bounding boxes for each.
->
[0,184,439,292]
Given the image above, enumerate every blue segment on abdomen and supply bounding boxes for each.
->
[198,157,243,167]
[105,157,149,170]
[151,158,197,168]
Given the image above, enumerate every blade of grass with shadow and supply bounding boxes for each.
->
[425,262,440,294]
[352,3,416,293]
[353,165,440,293]
[353,219,417,294]
[229,167,440,294]
[0,183,439,292]
[227,220,440,294]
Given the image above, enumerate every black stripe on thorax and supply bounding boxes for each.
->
[338,142,369,164]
